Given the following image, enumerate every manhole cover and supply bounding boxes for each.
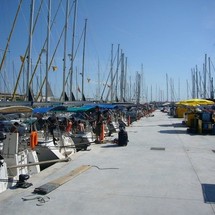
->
[150,147,165,151]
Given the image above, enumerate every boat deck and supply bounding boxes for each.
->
[1,110,215,215]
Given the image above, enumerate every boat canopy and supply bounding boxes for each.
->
[176,99,214,106]
[0,106,33,114]
[33,106,67,114]
[83,104,118,110]
[66,106,95,113]
[33,104,118,114]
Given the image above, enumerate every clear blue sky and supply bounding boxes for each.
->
[1,0,215,102]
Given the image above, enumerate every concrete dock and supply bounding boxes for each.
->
[1,110,215,215]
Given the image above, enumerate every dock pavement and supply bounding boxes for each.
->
[1,110,215,215]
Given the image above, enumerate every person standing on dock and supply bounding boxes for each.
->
[94,106,103,144]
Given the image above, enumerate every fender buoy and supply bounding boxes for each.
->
[127,116,130,126]
[30,131,38,150]
[66,121,72,132]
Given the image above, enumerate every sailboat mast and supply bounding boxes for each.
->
[129,75,131,101]
[195,65,199,98]
[115,44,120,101]
[120,52,124,102]
[136,72,141,104]
[208,57,212,99]
[191,69,196,98]
[199,70,202,98]
[45,0,51,102]
[0,0,23,74]
[76,67,78,100]
[203,54,207,98]
[12,0,44,101]
[81,19,87,101]
[141,64,144,103]
[166,73,168,101]
[62,0,69,102]
[70,0,78,100]
[110,44,114,102]
[97,59,101,100]
[186,79,189,99]
[23,63,25,95]
[124,57,127,100]
[26,0,35,101]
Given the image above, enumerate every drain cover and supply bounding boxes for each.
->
[150,147,165,151]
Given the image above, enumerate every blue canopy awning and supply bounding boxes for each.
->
[33,106,67,114]
[66,106,95,113]
[83,104,118,110]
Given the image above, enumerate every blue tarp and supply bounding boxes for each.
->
[33,106,67,113]
[83,104,118,110]
[33,104,118,114]
[66,106,95,112]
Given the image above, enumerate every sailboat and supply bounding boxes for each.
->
[32,105,76,170]
[0,106,40,193]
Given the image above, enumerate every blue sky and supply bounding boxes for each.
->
[1,0,215,102]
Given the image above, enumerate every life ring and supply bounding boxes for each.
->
[30,131,38,150]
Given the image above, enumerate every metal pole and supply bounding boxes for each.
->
[62,0,69,102]
[81,19,87,101]
[110,44,113,102]
[45,0,51,102]
[70,0,78,100]
[115,44,120,101]
[26,0,35,101]
[0,0,23,73]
